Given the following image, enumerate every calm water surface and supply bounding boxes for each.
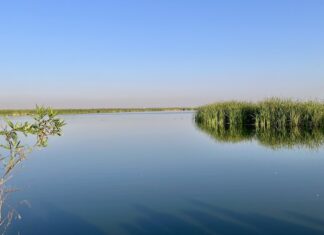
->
[8,112,324,235]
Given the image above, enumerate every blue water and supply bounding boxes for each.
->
[7,112,324,235]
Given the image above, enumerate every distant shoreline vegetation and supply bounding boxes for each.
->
[195,99,324,149]
[0,107,195,116]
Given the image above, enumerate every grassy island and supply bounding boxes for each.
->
[195,99,324,149]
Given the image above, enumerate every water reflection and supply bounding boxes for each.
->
[8,201,106,235]
[121,200,324,235]
[3,112,324,234]
[196,123,324,149]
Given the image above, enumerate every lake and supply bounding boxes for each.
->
[7,112,324,235]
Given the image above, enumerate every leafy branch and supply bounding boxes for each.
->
[0,106,65,234]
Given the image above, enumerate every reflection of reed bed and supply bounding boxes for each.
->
[196,99,324,149]
[256,127,324,149]
[197,123,324,149]
[197,123,254,143]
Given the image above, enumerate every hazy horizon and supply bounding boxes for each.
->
[1,0,323,109]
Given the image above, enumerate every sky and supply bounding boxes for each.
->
[0,0,323,108]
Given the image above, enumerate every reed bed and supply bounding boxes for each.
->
[196,98,324,130]
[195,98,324,149]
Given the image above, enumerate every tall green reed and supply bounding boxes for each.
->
[196,98,324,129]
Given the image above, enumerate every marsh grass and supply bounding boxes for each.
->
[195,101,257,128]
[196,99,324,149]
[196,98,324,130]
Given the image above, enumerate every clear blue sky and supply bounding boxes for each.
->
[1,0,323,108]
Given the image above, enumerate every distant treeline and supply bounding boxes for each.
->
[0,107,195,116]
